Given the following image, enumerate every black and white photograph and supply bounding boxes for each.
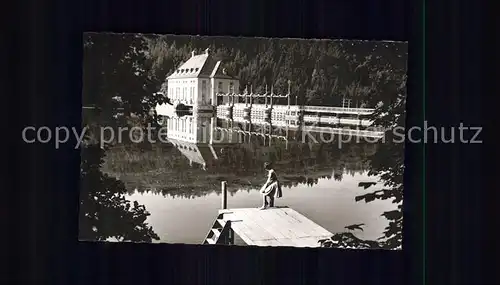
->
[80,33,407,250]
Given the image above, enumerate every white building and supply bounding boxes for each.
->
[166,48,240,112]
[166,112,238,170]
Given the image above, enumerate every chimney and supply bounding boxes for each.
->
[205,48,210,55]
[191,51,195,57]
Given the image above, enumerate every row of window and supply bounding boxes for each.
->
[176,68,199,74]
[167,80,235,103]
[203,81,234,94]
[272,114,286,120]
[218,82,235,93]
[170,80,196,84]
[168,118,194,134]
[168,86,198,103]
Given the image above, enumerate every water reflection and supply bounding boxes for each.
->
[103,112,378,200]
[96,110,401,247]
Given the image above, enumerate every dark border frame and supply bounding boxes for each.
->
[10,0,488,284]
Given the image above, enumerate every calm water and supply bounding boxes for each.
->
[126,172,394,244]
[99,113,399,245]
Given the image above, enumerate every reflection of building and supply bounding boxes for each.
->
[166,113,238,170]
[166,49,239,112]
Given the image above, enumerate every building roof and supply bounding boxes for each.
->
[209,60,235,80]
[167,50,237,80]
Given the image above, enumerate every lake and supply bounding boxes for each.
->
[126,172,394,244]
[99,113,398,245]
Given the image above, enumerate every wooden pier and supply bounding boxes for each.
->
[203,181,333,247]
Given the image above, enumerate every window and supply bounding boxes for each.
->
[218,82,223,94]
[202,81,207,103]
[229,82,234,93]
